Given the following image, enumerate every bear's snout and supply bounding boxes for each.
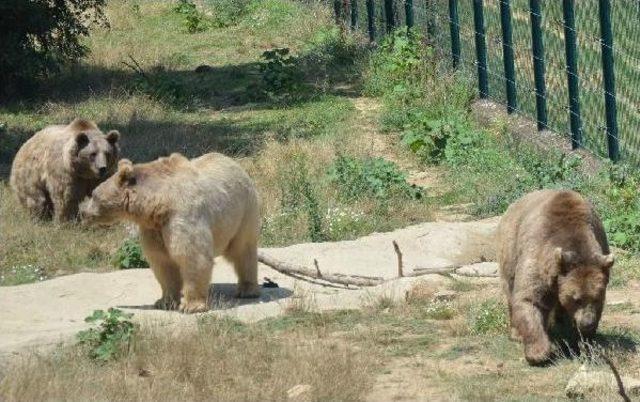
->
[98,166,108,178]
[574,308,598,337]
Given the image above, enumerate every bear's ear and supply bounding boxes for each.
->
[554,247,576,273]
[594,252,614,271]
[117,159,136,186]
[75,132,89,149]
[69,118,97,131]
[106,130,120,146]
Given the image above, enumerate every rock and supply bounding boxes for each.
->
[287,384,312,402]
[432,290,457,302]
[455,262,498,277]
[565,364,640,399]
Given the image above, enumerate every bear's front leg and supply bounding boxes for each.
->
[51,185,81,222]
[140,229,182,310]
[178,256,212,313]
[165,223,214,314]
[512,300,552,365]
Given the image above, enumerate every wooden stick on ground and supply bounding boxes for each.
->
[601,354,631,402]
[392,241,403,278]
[258,251,384,288]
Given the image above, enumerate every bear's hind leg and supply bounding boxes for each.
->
[226,236,259,299]
[22,187,53,220]
[140,229,182,310]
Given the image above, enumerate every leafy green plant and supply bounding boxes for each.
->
[113,239,148,269]
[279,154,326,242]
[174,0,208,33]
[329,154,422,200]
[365,28,428,96]
[600,166,640,251]
[401,113,477,165]
[259,47,301,101]
[204,0,251,28]
[467,299,508,335]
[76,308,137,361]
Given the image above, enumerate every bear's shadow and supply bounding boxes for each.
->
[117,283,293,312]
[550,328,638,365]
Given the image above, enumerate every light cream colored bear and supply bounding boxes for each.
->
[79,152,261,313]
[10,119,120,221]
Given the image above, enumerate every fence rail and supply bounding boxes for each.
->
[332,0,640,164]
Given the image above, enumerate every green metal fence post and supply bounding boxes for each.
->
[499,0,517,113]
[366,0,376,42]
[351,0,359,30]
[384,0,395,33]
[405,0,414,28]
[472,0,489,98]
[449,0,461,69]
[529,0,547,130]
[333,0,342,25]
[562,0,583,149]
[598,0,620,161]
[425,0,435,40]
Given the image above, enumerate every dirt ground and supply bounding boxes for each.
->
[0,217,498,358]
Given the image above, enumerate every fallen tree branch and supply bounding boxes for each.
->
[601,354,631,402]
[258,251,384,287]
[258,252,498,288]
[393,241,403,278]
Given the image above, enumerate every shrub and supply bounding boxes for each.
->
[76,308,136,361]
[599,165,640,252]
[329,154,422,200]
[467,299,508,335]
[259,47,302,101]
[113,239,148,269]
[174,0,208,33]
[205,0,252,28]
[0,0,107,97]
[401,113,478,165]
[279,154,326,242]
[364,28,429,96]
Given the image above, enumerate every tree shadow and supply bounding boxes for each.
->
[0,116,270,181]
[118,282,293,312]
[1,40,366,113]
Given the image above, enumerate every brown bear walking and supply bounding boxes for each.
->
[79,152,260,313]
[497,189,614,365]
[10,119,120,221]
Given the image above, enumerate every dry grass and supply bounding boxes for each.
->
[1,278,639,400]
[0,183,126,285]
[0,317,375,402]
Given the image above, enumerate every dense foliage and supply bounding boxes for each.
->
[0,0,106,97]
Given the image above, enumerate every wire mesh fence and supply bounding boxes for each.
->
[332,0,640,164]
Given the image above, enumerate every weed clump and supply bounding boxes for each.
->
[76,308,137,361]
[467,299,508,335]
[113,238,148,269]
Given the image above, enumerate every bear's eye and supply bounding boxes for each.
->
[573,296,583,306]
[90,152,97,160]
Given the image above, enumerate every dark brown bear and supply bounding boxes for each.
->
[498,189,614,365]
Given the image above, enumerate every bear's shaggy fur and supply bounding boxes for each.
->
[498,189,614,365]
[79,152,260,313]
[10,119,120,221]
